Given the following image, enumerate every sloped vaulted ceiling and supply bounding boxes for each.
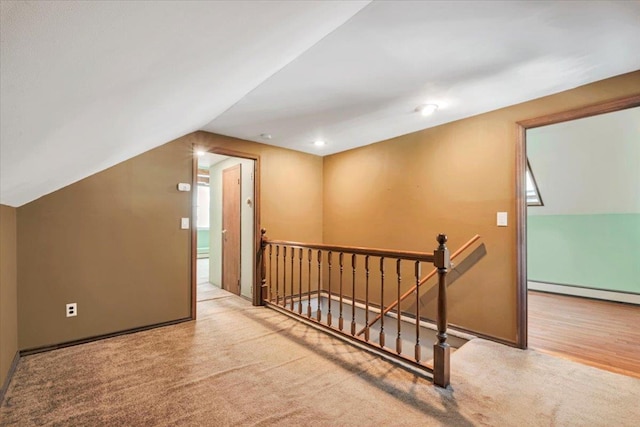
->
[0,0,370,206]
[1,1,639,207]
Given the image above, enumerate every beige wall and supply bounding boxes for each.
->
[323,71,640,343]
[17,132,323,350]
[1,204,18,387]
[191,132,324,243]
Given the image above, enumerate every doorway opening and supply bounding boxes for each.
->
[192,148,260,317]
[516,95,640,377]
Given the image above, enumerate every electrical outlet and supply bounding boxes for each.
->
[66,303,77,317]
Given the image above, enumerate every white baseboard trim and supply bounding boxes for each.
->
[528,281,640,305]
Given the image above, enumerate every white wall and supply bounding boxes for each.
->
[209,158,255,298]
[527,106,640,216]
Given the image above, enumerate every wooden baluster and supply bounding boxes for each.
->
[275,246,280,306]
[290,247,295,311]
[339,252,344,331]
[268,244,273,302]
[433,234,451,388]
[351,254,357,336]
[282,246,287,307]
[327,251,333,327]
[298,248,303,314]
[379,257,385,348]
[316,250,322,322]
[307,248,312,318]
[260,230,268,304]
[354,234,481,338]
[415,261,421,362]
[396,259,402,355]
[364,255,370,342]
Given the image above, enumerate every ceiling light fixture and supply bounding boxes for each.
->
[314,140,326,147]
[416,104,439,116]
[196,150,205,156]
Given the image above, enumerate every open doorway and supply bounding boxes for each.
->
[516,96,640,377]
[193,150,259,310]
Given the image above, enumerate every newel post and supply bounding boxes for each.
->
[433,233,451,388]
[260,228,268,305]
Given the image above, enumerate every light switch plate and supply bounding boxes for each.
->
[177,183,191,192]
[497,212,508,227]
[181,218,190,229]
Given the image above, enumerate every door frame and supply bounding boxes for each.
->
[514,93,640,349]
[191,146,262,319]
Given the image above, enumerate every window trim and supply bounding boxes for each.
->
[526,159,543,207]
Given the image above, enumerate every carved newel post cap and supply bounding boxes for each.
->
[437,234,448,245]
[260,228,267,247]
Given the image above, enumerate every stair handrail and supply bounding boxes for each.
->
[355,234,481,337]
[260,230,454,387]
[259,239,439,261]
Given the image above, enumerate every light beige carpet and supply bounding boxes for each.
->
[1,288,638,426]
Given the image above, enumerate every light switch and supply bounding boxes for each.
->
[177,183,191,192]
[497,212,508,227]
[181,218,190,229]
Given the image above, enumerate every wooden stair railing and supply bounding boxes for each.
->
[259,230,453,388]
[355,234,481,337]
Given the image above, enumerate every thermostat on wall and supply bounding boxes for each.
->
[177,183,191,192]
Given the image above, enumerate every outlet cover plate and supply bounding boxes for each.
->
[66,303,77,317]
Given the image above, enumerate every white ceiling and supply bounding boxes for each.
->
[205,1,640,154]
[2,1,639,207]
[527,106,640,216]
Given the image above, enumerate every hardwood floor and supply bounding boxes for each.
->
[528,291,640,378]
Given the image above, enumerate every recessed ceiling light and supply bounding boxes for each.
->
[415,104,439,116]
[260,133,272,140]
[196,150,205,156]
[314,140,326,147]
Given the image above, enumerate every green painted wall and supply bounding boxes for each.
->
[197,228,209,254]
[527,214,640,294]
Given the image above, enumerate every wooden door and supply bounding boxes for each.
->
[222,164,241,295]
